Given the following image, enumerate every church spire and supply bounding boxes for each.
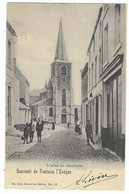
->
[55,19,67,62]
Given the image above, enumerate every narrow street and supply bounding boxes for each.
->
[6,125,119,162]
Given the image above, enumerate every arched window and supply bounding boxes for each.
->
[49,107,53,117]
[62,89,66,106]
[61,66,66,75]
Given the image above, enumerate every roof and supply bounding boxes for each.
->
[87,7,103,54]
[55,19,68,62]
[19,102,30,110]
[7,21,17,37]
[32,98,53,106]
[81,62,88,78]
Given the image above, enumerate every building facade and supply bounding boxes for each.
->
[81,7,103,144]
[6,21,31,132]
[14,62,31,125]
[51,20,74,124]
[81,4,126,159]
[81,63,88,137]
[31,20,75,124]
[100,4,126,159]
[6,21,17,131]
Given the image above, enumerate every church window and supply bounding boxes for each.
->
[49,107,53,117]
[61,66,67,75]
[52,67,55,76]
[62,89,66,106]
[62,78,66,82]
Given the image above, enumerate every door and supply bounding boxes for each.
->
[96,96,98,135]
[107,82,113,150]
[107,75,121,154]
[61,114,67,124]
[74,108,78,124]
[117,75,122,155]
[112,78,118,153]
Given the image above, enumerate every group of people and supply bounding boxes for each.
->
[75,119,95,145]
[23,118,55,144]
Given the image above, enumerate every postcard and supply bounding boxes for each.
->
[5,3,126,190]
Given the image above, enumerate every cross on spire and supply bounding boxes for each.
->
[55,19,68,62]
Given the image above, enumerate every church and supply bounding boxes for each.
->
[30,20,80,124]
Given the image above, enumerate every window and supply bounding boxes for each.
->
[62,78,66,82]
[86,72,88,94]
[89,50,91,62]
[62,89,66,106]
[8,40,11,66]
[95,56,97,84]
[49,107,53,117]
[25,111,27,123]
[99,47,102,75]
[99,21,101,39]
[93,36,95,52]
[89,68,90,90]
[104,24,108,63]
[61,66,67,75]
[92,63,94,88]
[52,67,55,76]
[114,4,121,47]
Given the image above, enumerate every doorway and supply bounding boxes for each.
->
[74,108,78,124]
[106,74,121,155]
[61,114,67,124]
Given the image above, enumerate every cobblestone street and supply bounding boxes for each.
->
[6,125,120,162]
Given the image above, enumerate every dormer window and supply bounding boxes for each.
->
[61,66,67,75]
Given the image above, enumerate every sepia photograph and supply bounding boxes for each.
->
[4,1,126,190]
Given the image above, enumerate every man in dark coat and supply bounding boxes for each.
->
[23,123,29,144]
[36,118,42,142]
[85,120,95,145]
[67,121,70,129]
[52,122,55,130]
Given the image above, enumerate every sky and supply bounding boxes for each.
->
[7,3,101,105]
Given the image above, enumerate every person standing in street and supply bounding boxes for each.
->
[52,122,55,130]
[29,118,36,143]
[85,120,95,145]
[36,118,42,142]
[67,121,70,129]
[23,123,29,144]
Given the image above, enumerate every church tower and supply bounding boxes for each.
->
[51,20,74,124]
